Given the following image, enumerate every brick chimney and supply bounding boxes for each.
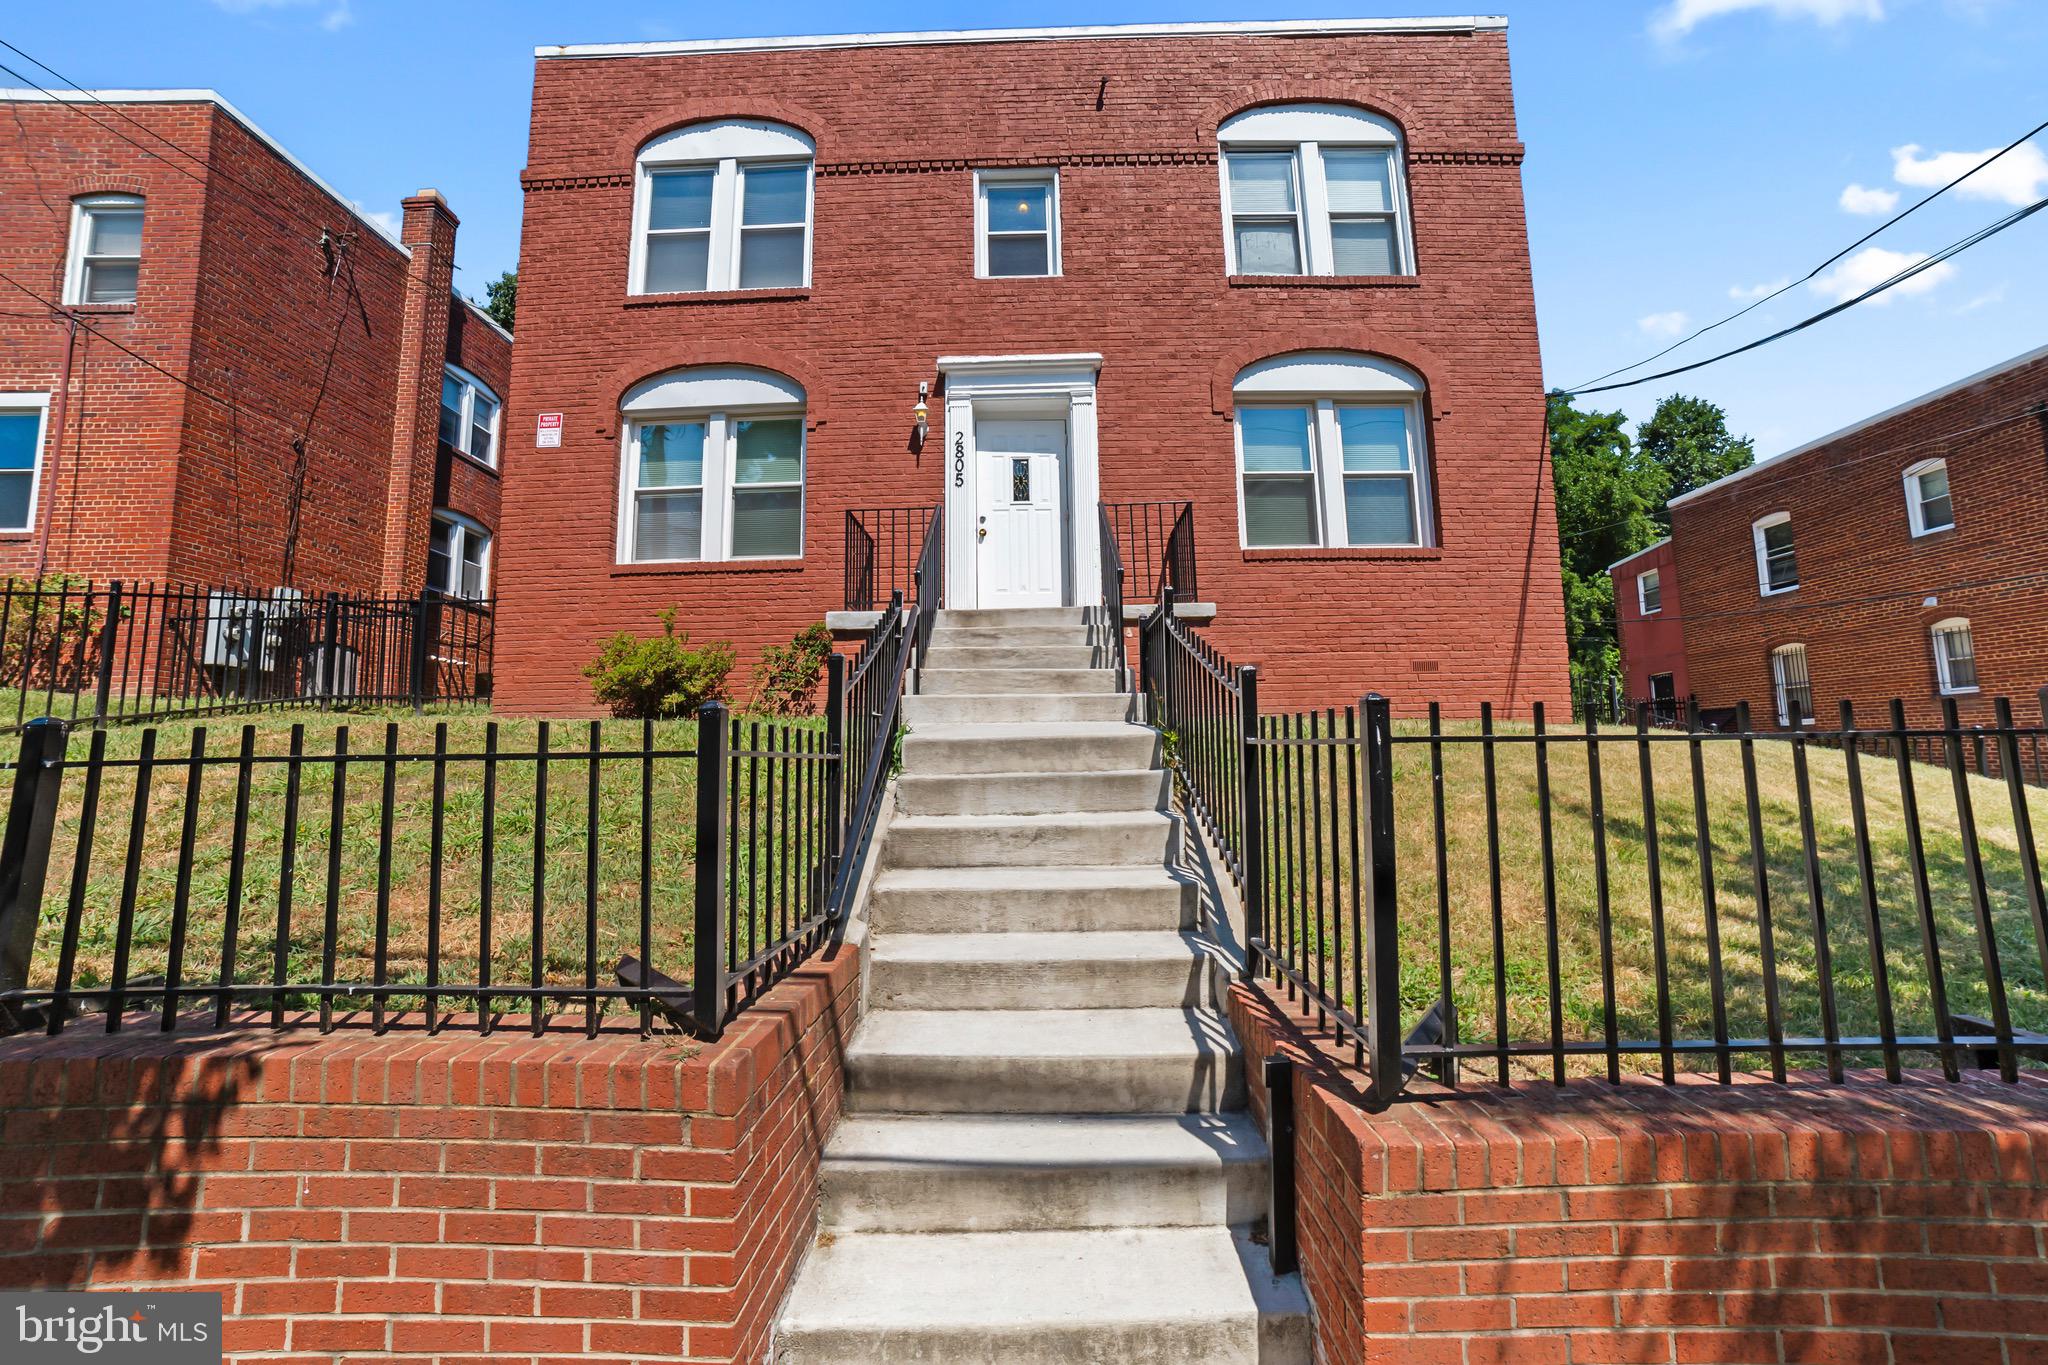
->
[379,189,459,595]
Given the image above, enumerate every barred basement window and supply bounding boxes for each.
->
[1770,643,1813,727]
[631,121,814,294]
[1931,618,1978,695]
[618,366,807,564]
[64,194,144,306]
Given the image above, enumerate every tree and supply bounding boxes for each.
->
[481,270,516,332]
[1548,392,1668,702]
[1636,393,1753,530]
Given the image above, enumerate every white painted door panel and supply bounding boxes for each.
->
[975,418,1066,609]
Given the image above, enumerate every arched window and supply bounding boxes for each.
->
[1769,644,1813,727]
[1930,618,1978,695]
[65,193,144,305]
[630,121,814,294]
[1217,104,1412,278]
[1903,457,1954,536]
[618,366,806,563]
[1232,352,1430,549]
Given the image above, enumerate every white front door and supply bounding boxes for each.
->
[974,418,1067,609]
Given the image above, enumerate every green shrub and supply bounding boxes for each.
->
[751,622,834,716]
[1,575,114,694]
[583,608,735,719]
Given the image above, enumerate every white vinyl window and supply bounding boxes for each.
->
[975,170,1060,278]
[1904,458,1954,536]
[1637,568,1662,615]
[438,365,500,468]
[1219,104,1412,278]
[0,394,50,533]
[617,366,808,564]
[1753,512,1798,595]
[631,121,814,294]
[428,511,491,599]
[1770,644,1813,727]
[1232,353,1430,550]
[1931,618,1979,695]
[64,194,144,306]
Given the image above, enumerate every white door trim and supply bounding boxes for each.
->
[937,353,1102,610]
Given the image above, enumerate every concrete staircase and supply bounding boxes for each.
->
[774,606,1309,1364]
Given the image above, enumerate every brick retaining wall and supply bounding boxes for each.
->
[1230,982,2048,1365]
[0,941,859,1363]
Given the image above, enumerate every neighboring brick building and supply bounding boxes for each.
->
[1609,537,1687,717]
[498,16,1568,714]
[1616,343,2048,731]
[0,89,508,600]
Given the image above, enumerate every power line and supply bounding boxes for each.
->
[1565,195,2048,396]
[1567,115,2048,393]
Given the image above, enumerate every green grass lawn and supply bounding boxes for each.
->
[21,708,830,1023]
[1249,716,2048,1079]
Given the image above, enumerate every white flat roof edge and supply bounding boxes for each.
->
[0,87,408,255]
[1607,538,1670,573]
[1667,338,2048,510]
[537,16,1507,60]
[937,352,1105,373]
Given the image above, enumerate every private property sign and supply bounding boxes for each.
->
[536,412,564,447]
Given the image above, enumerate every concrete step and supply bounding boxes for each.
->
[896,768,1170,817]
[868,866,1198,934]
[902,723,1160,775]
[929,624,1101,648]
[885,811,1177,870]
[922,643,1107,671]
[846,1008,1246,1114]
[919,667,1120,696]
[934,607,1086,629]
[774,1225,1310,1364]
[819,1112,1268,1233]
[870,931,1212,1010]
[902,692,1135,725]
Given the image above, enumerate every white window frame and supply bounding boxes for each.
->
[428,510,492,599]
[974,168,1061,279]
[0,393,51,534]
[1903,457,1955,537]
[1218,104,1414,278]
[1770,643,1813,728]
[1637,568,1662,615]
[63,193,144,307]
[1752,512,1798,596]
[440,364,500,469]
[616,366,809,565]
[629,120,815,295]
[1931,617,1979,696]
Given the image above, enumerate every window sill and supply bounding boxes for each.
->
[1227,274,1421,289]
[1910,525,1956,539]
[611,558,806,578]
[64,302,137,315]
[1759,586,1799,598]
[1242,546,1441,563]
[441,442,502,478]
[1938,687,1981,697]
[623,287,810,308]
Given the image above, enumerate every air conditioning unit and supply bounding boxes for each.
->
[201,588,304,672]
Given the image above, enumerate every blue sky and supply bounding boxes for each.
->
[4,0,2044,458]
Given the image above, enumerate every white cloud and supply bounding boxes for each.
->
[1953,282,2007,314]
[1728,277,1790,301]
[1809,246,1956,304]
[1891,141,2048,206]
[210,0,352,30]
[1637,311,1691,338]
[362,208,401,238]
[1651,0,1883,40]
[1838,183,1900,215]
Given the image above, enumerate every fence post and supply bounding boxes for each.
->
[693,701,730,1040]
[91,580,122,728]
[1360,693,1403,1109]
[408,592,434,714]
[1236,664,1262,981]
[0,718,69,1027]
[1155,585,1175,723]
[319,592,341,701]
[1263,1056,1298,1274]
[823,652,846,901]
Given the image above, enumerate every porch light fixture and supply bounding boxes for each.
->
[912,382,930,448]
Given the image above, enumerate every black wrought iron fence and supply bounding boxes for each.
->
[1104,500,1197,603]
[1098,505,1128,692]
[0,578,491,735]
[910,505,942,681]
[1144,589,2048,1106]
[844,507,936,613]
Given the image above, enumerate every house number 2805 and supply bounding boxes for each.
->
[952,433,966,488]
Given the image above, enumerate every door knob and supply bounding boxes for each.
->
[977,527,988,539]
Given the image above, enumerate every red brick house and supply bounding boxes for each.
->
[497,17,1568,713]
[1608,537,1687,717]
[1615,343,2048,730]
[0,89,508,600]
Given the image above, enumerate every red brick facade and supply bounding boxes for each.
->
[1610,538,1689,708]
[0,93,507,596]
[498,22,1569,715]
[0,941,859,1364]
[1620,346,2048,732]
